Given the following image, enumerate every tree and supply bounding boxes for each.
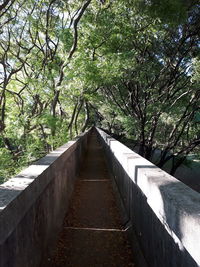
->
[71,0,200,174]
[0,0,199,181]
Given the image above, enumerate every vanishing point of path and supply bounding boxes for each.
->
[43,132,135,267]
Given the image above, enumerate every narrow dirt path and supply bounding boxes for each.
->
[44,132,135,267]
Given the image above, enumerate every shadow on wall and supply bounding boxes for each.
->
[97,128,200,266]
[130,166,200,266]
[33,155,59,166]
[134,165,157,185]
[0,187,22,211]
[158,181,200,267]
[106,136,117,146]
[128,142,200,194]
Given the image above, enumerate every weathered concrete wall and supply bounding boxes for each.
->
[96,127,200,267]
[0,130,91,267]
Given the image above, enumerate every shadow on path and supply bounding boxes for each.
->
[42,133,135,267]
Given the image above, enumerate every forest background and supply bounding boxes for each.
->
[0,0,199,183]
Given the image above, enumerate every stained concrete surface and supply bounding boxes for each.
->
[43,132,135,267]
[96,127,200,267]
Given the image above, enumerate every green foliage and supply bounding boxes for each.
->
[0,148,16,184]
[194,112,200,123]
[60,28,74,51]
[0,0,199,182]
[137,0,198,24]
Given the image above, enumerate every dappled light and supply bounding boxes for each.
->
[0,0,199,183]
[0,0,200,266]
[0,127,200,267]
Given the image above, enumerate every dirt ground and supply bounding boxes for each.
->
[43,133,135,267]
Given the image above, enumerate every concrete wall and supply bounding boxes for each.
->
[96,127,200,267]
[0,129,91,267]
